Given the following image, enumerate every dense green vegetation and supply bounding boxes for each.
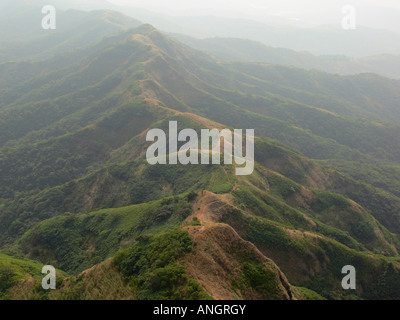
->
[12,194,196,274]
[0,254,44,300]
[1,3,400,300]
[113,229,211,300]
[220,206,400,300]
[322,160,400,198]
[0,159,231,246]
[235,168,400,255]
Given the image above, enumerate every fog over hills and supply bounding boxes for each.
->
[1,2,400,301]
[173,35,400,79]
[114,12,400,57]
[6,0,400,57]
[108,0,400,32]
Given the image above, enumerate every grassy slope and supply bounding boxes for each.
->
[0,253,48,300]
[4,158,400,299]
[1,22,400,300]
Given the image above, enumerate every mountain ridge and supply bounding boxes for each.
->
[1,7,400,300]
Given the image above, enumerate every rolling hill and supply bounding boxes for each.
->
[173,35,400,79]
[1,5,400,300]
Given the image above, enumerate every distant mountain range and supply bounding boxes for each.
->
[1,3,400,300]
[174,35,400,79]
[129,13,400,57]
[4,0,400,57]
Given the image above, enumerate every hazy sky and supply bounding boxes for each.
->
[108,0,400,12]
[107,0,400,31]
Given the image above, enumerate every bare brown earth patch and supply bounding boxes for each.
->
[184,223,295,300]
[286,186,317,211]
[53,259,136,300]
[185,191,236,227]
[183,191,296,300]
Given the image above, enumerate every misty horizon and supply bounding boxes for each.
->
[108,0,400,32]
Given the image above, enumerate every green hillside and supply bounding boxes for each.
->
[1,4,400,300]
